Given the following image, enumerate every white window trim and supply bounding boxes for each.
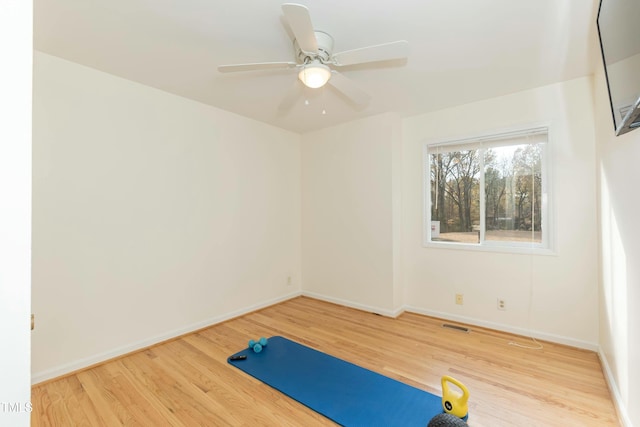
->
[422,124,556,256]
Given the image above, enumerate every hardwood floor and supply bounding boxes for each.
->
[31,297,620,426]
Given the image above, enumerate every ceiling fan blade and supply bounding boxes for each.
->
[282,3,318,54]
[278,80,304,112]
[327,71,371,107]
[332,40,409,66]
[218,62,297,73]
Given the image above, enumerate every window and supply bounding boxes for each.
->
[424,127,552,252]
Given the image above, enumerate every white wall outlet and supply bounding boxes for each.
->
[455,293,463,305]
[497,298,506,310]
[287,276,292,286]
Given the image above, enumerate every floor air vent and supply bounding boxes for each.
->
[442,323,470,333]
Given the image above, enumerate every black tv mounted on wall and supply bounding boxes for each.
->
[597,0,640,136]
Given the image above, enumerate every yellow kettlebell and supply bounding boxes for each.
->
[441,375,470,420]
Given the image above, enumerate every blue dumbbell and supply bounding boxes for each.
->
[248,337,269,353]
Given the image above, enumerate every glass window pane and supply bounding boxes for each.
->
[484,144,542,244]
[430,149,481,244]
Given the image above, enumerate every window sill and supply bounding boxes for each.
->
[423,240,557,256]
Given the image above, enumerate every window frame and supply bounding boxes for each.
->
[422,124,556,255]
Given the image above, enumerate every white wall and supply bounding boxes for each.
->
[32,52,302,382]
[301,113,403,315]
[0,2,32,426]
[32,47,632,424]
[593,64,640,427]
[402,77,600,348]
[300,79,601,349]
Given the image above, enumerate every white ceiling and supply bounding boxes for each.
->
[34,0,601,134]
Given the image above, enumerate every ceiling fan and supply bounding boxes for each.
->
[218,3,409,111]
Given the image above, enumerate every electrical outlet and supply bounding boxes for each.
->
[287,276,292,287]
[455,293,463,305]
[497,298,506,310]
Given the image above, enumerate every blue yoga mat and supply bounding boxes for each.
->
[227,336,443,426]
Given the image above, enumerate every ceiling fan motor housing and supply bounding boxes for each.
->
[218,3,405,109]
[295,31,334,64]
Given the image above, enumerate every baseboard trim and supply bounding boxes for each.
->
[404,305,599,351]
[32,292,601,385]
[31,291,303,385]
[301,291,405,318]
[598,347,632,427]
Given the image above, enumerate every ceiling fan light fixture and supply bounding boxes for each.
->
[298,62,331,88]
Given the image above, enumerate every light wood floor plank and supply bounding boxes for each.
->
[31,296,620,426]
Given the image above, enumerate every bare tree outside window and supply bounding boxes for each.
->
[484,144,542,244]
[426,128,548,249]
[430,150,480,243]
